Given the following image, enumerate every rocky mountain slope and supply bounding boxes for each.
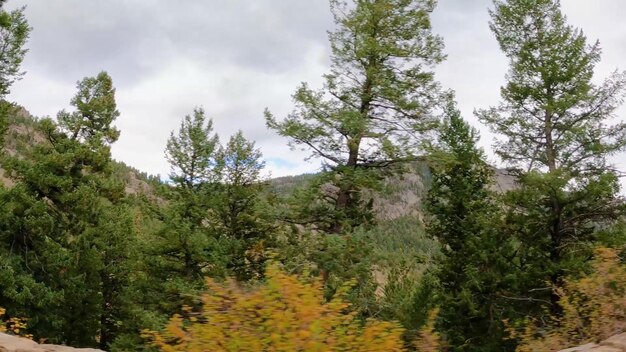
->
[270,163,517,222]
[3,107,517,218]
[0,107,155,195]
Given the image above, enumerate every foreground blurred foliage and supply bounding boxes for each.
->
[0,307,30,339]
[513,247,626,352]
[143,263,407,352]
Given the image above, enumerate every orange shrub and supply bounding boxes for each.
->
[515,247,626,351]
[143,263,406,352]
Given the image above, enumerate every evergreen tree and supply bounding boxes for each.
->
[160,107,223,279]
[214,131,274,281]
[140,108,226,320]
[0,0,29,97]
[57,71,120,144]
[0,0,29,143]
[0,72,135,349]
[165,107,220,189]
[477,0,626,310]
[426,103,516,351]
[266,0,446,234]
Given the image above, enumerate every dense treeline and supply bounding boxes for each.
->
[0,0,625,351]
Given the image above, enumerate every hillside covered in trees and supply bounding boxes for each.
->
[1,0,626,351]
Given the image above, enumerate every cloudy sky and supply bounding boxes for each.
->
[4,0,626,179]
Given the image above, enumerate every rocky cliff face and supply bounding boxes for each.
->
[0,333,103,352]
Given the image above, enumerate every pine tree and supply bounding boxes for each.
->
[0,0,29,97]
[140,108,227,322]
[477,0,626,310]
[57,71,120,144]
[0,72,135,349]
[266,0,445,234]
[158,107,223,280]
[0,0,29,143]
[165,107,220,189]
[214,131,274,281]
[426,103,516,351]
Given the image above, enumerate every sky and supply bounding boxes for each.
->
[4,0,626,179]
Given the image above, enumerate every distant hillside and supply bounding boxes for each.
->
[1,106,517,222]
[0,106,156,196]
[269,161,517,222]
[268,173,317,197]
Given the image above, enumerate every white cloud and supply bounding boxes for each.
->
[4,0,626,181]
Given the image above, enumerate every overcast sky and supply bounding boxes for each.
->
[4,0,626,179]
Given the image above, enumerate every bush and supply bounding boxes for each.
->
[143,263,406,352]
[0,307,30,338]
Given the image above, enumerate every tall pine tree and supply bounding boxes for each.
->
[0,72,135,349]
[214,131,274,281]
[478,0,626,312]
[0,0,29,143]
[0,0,28,97]
[266,0,446,234]
[427,103,516,351]
[140,108,226,321]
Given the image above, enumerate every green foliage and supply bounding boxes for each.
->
[0,1,29,144]
[0,1,29,97]
[266,0,445,233]
[276,230,379,320]
[478,0,626,316]
[271,160,437,345]
[0,101,16,147]
[165,107,220,188]
[57,72,121,144]
[138,108,227,321]
[213,131,275,281]
[362,216,436,266]
[481,0,626,173]
[268,173,316,197]
[0,72,137,349]
[1,1,626,351]
[276,169,379,234]
[595,219,626,249]
[274,214,437,347]
[354,216,438,344]
[426,103,517,351]
[135,110,277,346]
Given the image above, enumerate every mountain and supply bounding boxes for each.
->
[0,106,156,196]
[1,106,517,217]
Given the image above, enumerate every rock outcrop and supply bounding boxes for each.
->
[560,332,626,352]
[0,333,103,352]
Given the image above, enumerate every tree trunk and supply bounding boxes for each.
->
[545,109,563,312]
[331,79,370,234]
[99,271,112,350]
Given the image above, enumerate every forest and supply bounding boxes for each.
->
[0,0,625,351]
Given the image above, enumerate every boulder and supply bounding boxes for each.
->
[0,333,103,352]
[560,333,626,352]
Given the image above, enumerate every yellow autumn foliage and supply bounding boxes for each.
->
[0,307,31,338]
[515,247,626,351]
[144,263,407,352]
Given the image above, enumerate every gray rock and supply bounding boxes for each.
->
[0,333,104,352]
